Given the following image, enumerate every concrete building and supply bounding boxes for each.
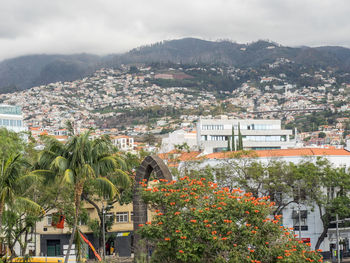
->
[31,201,147,259]
[111,136,134,152]
[0,104,26,133]
[160,129,197,153]
[197,117,294,153]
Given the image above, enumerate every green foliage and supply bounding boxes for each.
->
[0,128,26,160]
[138,175,322,263]
[318,132,326,138]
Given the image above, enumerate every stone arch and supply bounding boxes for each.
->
[132,155,172,258]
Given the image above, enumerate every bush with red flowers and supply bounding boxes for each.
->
[138,176,323,263]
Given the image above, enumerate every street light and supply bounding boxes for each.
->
[102,204,106,260]
[102,203,114,260]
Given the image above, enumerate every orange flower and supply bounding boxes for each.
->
[164,237,170,241]
[190,219,197,223]
[178,250,184,253]
[138,224,144,227]
[277,256,283,259]
[180,236,187,239]
[174,212,181,215]
[175,230,181,233]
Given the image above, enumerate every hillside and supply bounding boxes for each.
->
[0,54,101,93]
[1,38,350,93]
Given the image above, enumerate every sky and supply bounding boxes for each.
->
[1,0,350,61]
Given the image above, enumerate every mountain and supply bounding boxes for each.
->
[1,38,350,94]
[0,54,102,93]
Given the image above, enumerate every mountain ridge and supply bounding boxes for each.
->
[1,38,350,94]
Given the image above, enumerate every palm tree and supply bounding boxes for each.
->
[35,132,130,263]
[0,154,42,231]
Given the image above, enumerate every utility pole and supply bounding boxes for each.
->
[102,204,106,260]
[336,214,340,263]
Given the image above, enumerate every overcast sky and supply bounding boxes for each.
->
[1,0,350,61]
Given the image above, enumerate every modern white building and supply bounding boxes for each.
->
[0,104,27,133]
[197,117,294,153]
[160,129,197,153]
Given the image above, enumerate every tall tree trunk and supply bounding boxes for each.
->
[315,205,330,250]
[64,182,84,263]
[315,225,329,250]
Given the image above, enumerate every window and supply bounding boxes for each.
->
[116,212,129,223]
[131,212,134,221]
[292,210,308,231]
[105,212,114,223]
[201,125,224,130]
[3,119,9,126]
[47,214,53,225]
[17,120,22,127]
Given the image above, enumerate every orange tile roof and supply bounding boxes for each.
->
[158,151,202,167]
[205,148,350,159]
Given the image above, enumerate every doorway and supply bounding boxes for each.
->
[47,240,60,256]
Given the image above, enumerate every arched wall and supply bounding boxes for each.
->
[132,155,172,257]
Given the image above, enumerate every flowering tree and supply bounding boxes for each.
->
[138,176,323,263]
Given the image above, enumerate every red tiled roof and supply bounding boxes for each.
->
[205,148,350,159]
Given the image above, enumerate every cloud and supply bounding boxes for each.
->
[0,0,350,60]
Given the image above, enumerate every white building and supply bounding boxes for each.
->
[0,104,27,133]
[160,129,197,153]
[112,135,134,152]
[197,117,294,153]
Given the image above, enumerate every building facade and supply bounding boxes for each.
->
[0,104,26,133]
[196,117,294,153]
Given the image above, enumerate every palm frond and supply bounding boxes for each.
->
[110,169,131,189]
[15,197,44,215]
[92,177,118,199]
[62,169,75,185]
[81,164,95,180]
[50,156,68,172]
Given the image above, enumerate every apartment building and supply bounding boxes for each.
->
[32,201,150,259]
[111,136,134,152]
[0,104,27,133]
[197,117,294,153]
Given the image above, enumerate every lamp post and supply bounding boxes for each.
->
[102,204,106,260]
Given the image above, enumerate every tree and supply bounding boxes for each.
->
[34,132,130,263]
[237,123,243,151]
[138,175,323,263]
[0,154,42,231]
[227,137,231,151]
[208,154,350,250]
[318,132,326,139]
[0,128,26,160]
[231,126,236,151]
